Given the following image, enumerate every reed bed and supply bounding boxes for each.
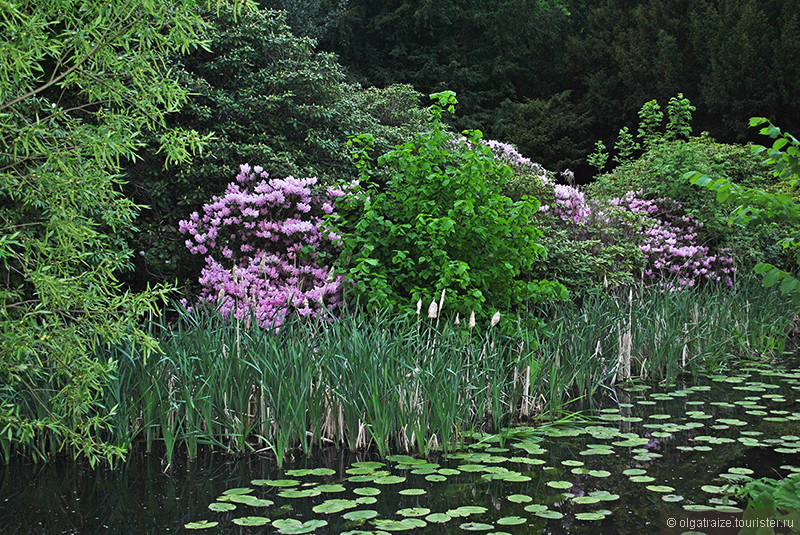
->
[96,280,796,467]
[11,280,792,467]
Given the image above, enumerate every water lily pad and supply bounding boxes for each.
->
[233,516,271,526]
[646,485,675,493]
[534,510,564,519]
[588,470,611,478]
[355,496,378,505]
[507,494,533,503]
[460,522,494,531]
[223,487,254,495]
[397,508,430,517]
[373,475,406,485]
[426,474,447,482]
[185,520,219,529]
[629,475,655,483]
[623,469,647,476]
[313,499,358,514]
[575,512,606,521]
[398,488,425,496]
[523,504,548,513]
[662,495,684,503]
[353,487,381,496]
[438,468,461,476]
[316,484,346,493]
[279,489,321,499]
[342,510,379,521]
[208,502,236,512]
[272,518,329,534]
[496,516,526,526]
[426,513,452,523]
[546,480,573,489]
[447,506,488,517]
[254,479,300,488]
[373,518,426,531]
[573,496,601,505]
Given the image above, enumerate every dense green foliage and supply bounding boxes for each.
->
[128,4,427,287]
[689,119,800,303]
[289,0,800,173]
[335,92,567,316]
[0,0,227,465]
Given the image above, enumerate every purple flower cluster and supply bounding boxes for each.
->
[483,139,551,184]
[179,164,348,326]
[608,191,736,289]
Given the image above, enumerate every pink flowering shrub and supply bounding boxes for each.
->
[608,192,736,289]
[179,164,348,326]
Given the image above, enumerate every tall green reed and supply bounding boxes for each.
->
[88,279,796,467]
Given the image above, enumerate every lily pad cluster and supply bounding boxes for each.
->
[186,365,800,533]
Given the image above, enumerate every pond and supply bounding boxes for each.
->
[3,363,800,534]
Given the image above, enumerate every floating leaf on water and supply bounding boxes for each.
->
[683,505,715,512]
[447,506,488,517]
[373,518,426,531]
[629,476,655,483]
[397,508,431,518]
[588,470,611,478]
[232,496,274,507]
[534,510,564,519]
[223,487,254,495]
[662,495,684,503]
[279,489,321,499]
[589,491,620,501]
[649,414,672,420]
[496,516,526,525]
[623,469,647,476]
[355,496,378,505]
[575,512,606,521]
[727,467,754,475]
[439,468,461,476]
[425,474,447,482]
[573,496,601,505]
[507,494,533,503]
[386,455,418,464]
[374,475,406,485]
[460,522,495,531]
[562,460,584,467]
[546,480,573,489]
[714,505,743,513]
[342,510,379,521]
[523,504,548,513]
[316,484,346,493]
[571,468,589,475]
[257,479,301,488]
[185,520,219,530]
[458,464,488,473]
[272,518,328,534]
[511,457,546,465]
[208,502,236,512]
[233,516,271,526]
[353,461,385,470]
[312,499,359,514]
[646,485,675,493]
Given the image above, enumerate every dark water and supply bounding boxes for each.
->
[3,365,800,535]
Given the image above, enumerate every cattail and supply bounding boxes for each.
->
[468,311,476,330]
[491,310,501,327]
[437,288,446,316]
[416,298,423,316]
[427,299,438,319]
[455,313,460,325]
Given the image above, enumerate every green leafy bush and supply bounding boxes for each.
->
[127,4,427,288]
[589,135,790,272]
[334,91,567,317]
[0,0,213,465]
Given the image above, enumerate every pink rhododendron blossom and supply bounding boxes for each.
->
[179,165,351,326]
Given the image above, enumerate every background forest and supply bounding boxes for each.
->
[266,0,800,175]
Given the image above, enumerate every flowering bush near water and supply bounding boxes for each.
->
[180,105,737,326]
[179,164,349,326]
